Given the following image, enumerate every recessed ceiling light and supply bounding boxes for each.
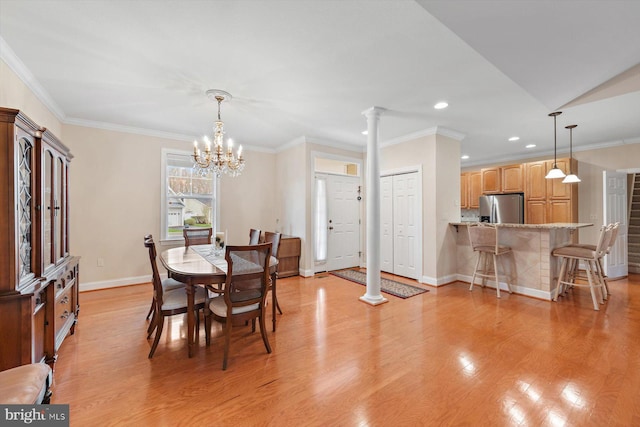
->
[461,155,469,160]
[508,136,520,142]
[525,144,536,148]
[362,130,368,135]
[434,102,448,110]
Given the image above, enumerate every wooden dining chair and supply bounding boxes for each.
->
[248,228,261,245]
[144,234,185,323]
[183,227,213,247]
[144,236,207,358]
[264,231,283,324]
[204,243,273,370]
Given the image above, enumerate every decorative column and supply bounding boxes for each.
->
[360,107,388,306]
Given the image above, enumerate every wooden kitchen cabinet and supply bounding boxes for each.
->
[525,161,547,200]
[460,173,469,208]
[481,167,501,194]
[469,172,482,208]
[526,200,547,224]
[0,108,79,372]
[502,164,524,192]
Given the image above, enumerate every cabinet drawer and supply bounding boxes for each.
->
[279,237,301,257]
[54,284,74,343]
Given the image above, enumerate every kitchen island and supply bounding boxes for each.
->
[451,222,593,300]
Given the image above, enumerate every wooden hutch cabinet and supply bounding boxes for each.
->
[0,108,79,372]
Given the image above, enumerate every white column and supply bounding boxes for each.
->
[360,106,388,306]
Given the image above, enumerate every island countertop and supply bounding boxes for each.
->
[450,222,593,229]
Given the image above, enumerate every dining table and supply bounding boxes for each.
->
[159,244,279,357]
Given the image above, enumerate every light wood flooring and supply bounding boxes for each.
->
[52,272,640,426]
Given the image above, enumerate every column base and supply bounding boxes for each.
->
[359,294,389,306]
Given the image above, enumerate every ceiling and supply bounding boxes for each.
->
[1,0,640,166]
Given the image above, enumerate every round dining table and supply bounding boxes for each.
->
[159,244,278,357]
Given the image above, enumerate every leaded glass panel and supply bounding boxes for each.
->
[18,137,33,279]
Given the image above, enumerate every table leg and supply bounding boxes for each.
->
[186,283,195,357]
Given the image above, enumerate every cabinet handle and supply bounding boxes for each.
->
[60,310,70,319]
[60,296,69,304]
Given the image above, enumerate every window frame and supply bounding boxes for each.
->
[160,148,220,244]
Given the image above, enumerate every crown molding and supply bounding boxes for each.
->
[0,36,67,122]
[381,126,466,148]
[276,135,364,154]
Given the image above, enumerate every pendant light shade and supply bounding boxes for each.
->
[545,111,566,179]
[562,124,581,183]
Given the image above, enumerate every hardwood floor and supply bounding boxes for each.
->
[52,272,640,426]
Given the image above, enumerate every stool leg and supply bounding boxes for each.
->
[595,257,609,300]
[585,260,601,311]
[493,254,501,298]
[470,251,482,291]
[499,254,514,294]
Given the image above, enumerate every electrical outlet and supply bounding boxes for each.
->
[97,258,104,267]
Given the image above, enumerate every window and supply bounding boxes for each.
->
[161,149,217,242]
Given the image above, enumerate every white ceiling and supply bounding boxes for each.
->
[1,0,640,166]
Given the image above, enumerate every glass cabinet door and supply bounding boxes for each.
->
[43,149,54,271]
[17,136,35,285]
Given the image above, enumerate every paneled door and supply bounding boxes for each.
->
[603,171,628,278]
[317,174,361,272]
[380,172,421,280]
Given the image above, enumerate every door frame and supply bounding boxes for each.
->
[603,170,629,278]
[311,151,364,273]
[381,165,423,282]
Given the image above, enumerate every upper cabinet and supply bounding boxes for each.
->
[501,164,524,193]
[469,172,482,209]
[481,164,523,194]
[481,167,501,194]
[524,158,578,224]
[460,171,482,209]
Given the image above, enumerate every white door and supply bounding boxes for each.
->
[603,171,628,278]
[393,173,419,279]
[324,174,361,271]
[380,176,394,273]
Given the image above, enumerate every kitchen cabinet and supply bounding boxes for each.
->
[460,173,469,208]
[469,172,482,209]
[482,164,523,194]
[524,158,578,224]
[0,108,79,372]
[481,167,501,194]
[502,164,524,192]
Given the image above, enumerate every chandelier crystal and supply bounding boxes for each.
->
[193,90,245,177]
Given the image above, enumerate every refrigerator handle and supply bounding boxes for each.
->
[491,198,496,223]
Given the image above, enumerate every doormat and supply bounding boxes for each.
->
[330,269,429,299]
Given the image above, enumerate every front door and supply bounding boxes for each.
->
[325,174,361,271]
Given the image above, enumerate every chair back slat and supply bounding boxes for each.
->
[249,228,262,245]
[467,223,498,252]
[264,231,282,258]
[184,228,213,247]
[144,236,164,308]
[223,243,272,310]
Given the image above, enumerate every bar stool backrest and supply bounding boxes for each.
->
[467,223,498,253]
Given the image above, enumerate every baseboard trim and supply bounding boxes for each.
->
[421,273,458,286]
[80,274,153,292]
[456,274,551,300]
[300,268,314,277]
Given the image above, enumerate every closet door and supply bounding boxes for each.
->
[393,173,419,280]
[380,176,394,273]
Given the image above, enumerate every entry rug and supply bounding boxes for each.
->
[330,269,429,299]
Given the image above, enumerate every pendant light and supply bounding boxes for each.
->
[545,111,566,179]
[562,124,581,183]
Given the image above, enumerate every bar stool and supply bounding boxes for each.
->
[570,222,619,299]
[467,223,514,298]
[552,224,611,310]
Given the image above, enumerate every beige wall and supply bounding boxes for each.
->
[380,133,461,284]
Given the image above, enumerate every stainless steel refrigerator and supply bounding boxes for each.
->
[479,193,524,224]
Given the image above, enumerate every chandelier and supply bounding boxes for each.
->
[193,89,245,177]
